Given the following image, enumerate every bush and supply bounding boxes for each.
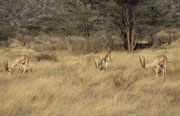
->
[0,41,9,47]
[88,33,113,52]
[67,32,121,54]
[36,53,57,62]
[31,34,68,52]
[16,33,33,47]
[67,36,88,54]
[0,25,15,42]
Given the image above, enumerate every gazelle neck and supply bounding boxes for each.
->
[146,63,154,68]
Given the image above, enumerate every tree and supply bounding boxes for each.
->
[96,0,141,52]
[63,0,97,37]
[96,0,171,52]
[136,4,172,44]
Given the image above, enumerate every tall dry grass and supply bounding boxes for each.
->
[0,40,180,116]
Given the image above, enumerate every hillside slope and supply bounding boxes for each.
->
[0,0,179,26]
[0,0,65,26]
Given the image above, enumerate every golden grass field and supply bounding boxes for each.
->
[0,39,180,116]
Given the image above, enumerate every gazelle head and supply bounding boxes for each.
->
[92,57,103,70]
[138,56,146,69]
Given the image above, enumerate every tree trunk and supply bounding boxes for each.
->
[119,3,137,52]
[125,5,131,52]
[127,31,131,52]
[131,29,136,53]
[121,31,128,50]
[131,9,136,53]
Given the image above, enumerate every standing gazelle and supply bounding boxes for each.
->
[92,51,111,70]
[138,54,168,77]
[3,55,29,74]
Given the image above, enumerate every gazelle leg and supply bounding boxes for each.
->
[105,62,109,70]
[162,67,165,77]
[22,65,26,73]
[164,61,167,76]
[108,56,112,64]
[99,64,102,71]
[154,65,160,77]
[155,70,159,77]
[161,62,167,77]
[26,62,29,72]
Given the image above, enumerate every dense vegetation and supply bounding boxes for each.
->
[0,0,179,52]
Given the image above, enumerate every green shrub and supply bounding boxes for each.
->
[0,25,15,41]
[67,36,88,54]
[31,34,68,52]
[36,53,57,62]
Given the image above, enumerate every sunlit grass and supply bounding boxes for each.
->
[0,40,180,116]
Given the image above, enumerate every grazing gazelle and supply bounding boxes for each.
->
[138,54,168,77]
[3,55,29,74]
[92,51,111,70]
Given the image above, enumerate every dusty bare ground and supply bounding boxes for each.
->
[0,40,180,116]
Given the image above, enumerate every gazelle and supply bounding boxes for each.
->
[92,51,111,70]
[138,54,168,77]
[161,41,169,46]
[3,55,29,74]
[134,42,153,50]
[161,41,169,49]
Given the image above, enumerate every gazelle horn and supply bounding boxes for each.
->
[92,57,98,68]
[138,56,145,68]
[3,59,9,71]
